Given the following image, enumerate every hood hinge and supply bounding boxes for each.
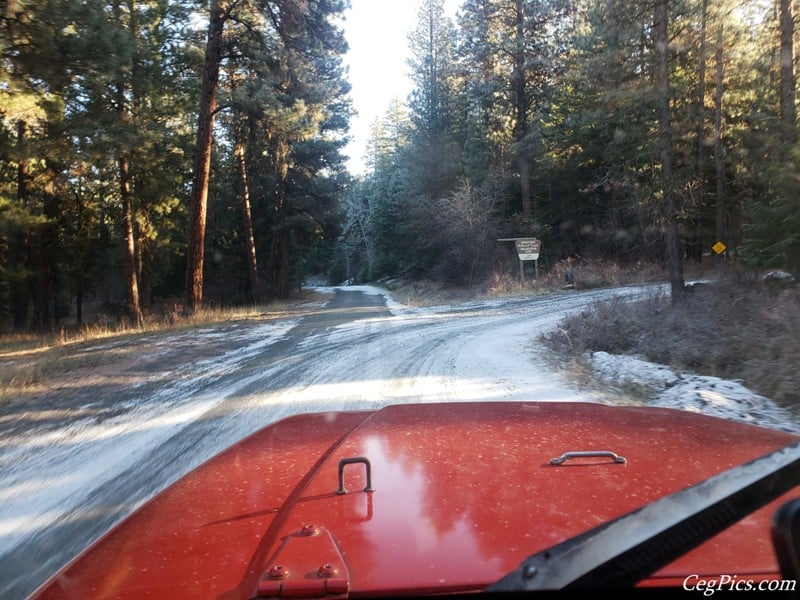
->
[255,524,349,599]
[257,577,348,599]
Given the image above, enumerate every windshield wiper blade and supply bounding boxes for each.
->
[485,441,800,591]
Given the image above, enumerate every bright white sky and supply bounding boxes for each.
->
[341,0,462,175]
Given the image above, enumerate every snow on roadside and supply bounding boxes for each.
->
[590,351,800,434]
[0,318,299,559]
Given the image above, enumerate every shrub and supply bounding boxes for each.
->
[541,276,800,409]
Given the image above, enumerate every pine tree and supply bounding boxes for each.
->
[456,0,571,223]
[405,0,460,198]
[185,0,228,314]
[740,0,800,274]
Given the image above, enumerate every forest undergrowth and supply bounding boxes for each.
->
[4,261,796,411]
[540,268,800,410]
[0,297,321,399]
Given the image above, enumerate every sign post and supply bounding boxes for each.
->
[498,237,541,281]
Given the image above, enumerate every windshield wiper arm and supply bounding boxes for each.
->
[485,441,800,591]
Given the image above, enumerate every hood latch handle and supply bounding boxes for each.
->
[550,451,627,465]
[337,456,375,494]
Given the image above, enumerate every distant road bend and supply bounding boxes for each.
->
[0,284,660,599]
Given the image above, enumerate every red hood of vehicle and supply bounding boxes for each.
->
[34,402,800,598]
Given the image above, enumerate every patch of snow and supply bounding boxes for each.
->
[590,351,680,390]
[762,270,795,282]
[303,275,329,287]
[590,350,800,434]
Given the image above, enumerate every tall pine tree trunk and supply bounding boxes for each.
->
[235,125,260,304]
[119,151,143,326]
[693,0,707,264]
[128,0,148,313]
[780,0,796,145]
[713,21,727,269]
[31,186,58,331]
[513,0,532,221]
[185,0,227,314]
[269,138,290,299]
[655,0,684,303]
[114,0,142,326]
[12,120,30,329]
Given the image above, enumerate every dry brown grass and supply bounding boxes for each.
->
[0,294,323,401]
[380,278,482,306]
[385,260,673,305]
[541,274,800,409]
[486,259,668,296]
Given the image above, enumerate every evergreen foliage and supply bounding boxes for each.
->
[339,0,799,292]
[0,0,797,329]
[0,0,351,328]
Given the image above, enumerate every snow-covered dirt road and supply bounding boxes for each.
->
[0,283,794,598]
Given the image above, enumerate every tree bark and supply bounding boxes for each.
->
[31,189,58,331]
[713,21,727,269]
[355,211,374,281]
[655,0,684,303]
[269,138,290,299]
[119,151,143,326]
[234,126,260,304]
[12,120,30,329]
[113,0,142,326]
[185,0,227,314]
[693,0,707,264]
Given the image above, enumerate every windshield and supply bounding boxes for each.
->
[1,0,799,598]
[488,440,800,591]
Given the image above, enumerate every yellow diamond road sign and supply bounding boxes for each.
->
[712,241,727,255]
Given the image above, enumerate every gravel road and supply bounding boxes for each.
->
[0,284,658,599]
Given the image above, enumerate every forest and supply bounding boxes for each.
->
[1,0,799,331]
